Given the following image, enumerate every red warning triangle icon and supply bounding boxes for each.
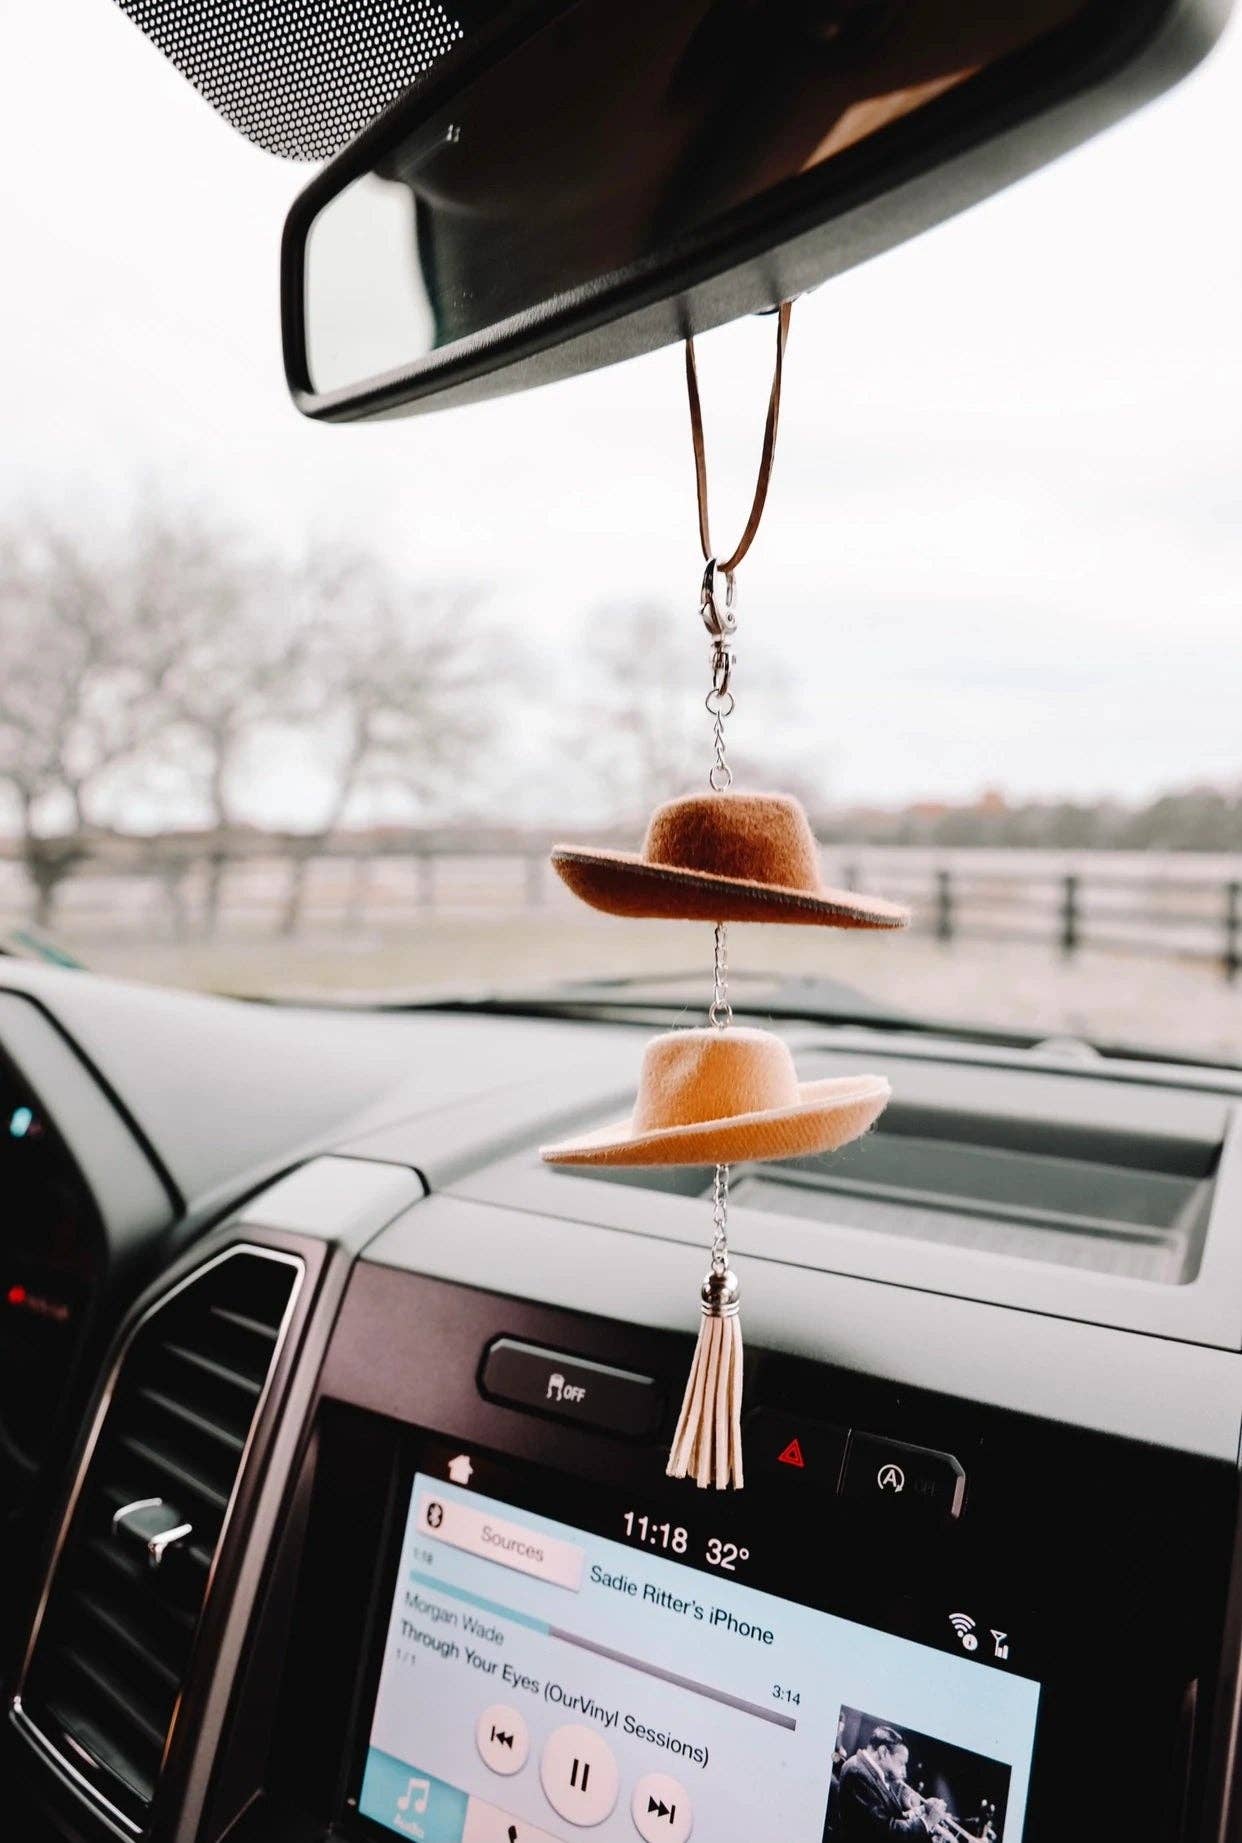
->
[778,1437,806,1469]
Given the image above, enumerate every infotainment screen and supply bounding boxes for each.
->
[355,1466,1041,1843]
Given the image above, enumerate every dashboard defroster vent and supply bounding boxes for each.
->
[11,1246,302,1833]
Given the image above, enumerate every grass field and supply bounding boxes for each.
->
[53,911,1242,1065]
[8,846,1242,1061]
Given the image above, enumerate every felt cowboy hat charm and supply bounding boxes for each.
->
[540,1026,890,1167]
[552,790,909,930]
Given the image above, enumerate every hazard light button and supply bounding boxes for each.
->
[745,1410,848,1488]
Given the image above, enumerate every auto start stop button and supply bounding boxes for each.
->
[480,1337,662,1439]
[842,1432,967,1517]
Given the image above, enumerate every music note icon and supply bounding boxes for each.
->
[394,1775,431,1838]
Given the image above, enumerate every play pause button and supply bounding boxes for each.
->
[631,1772,693,1842]
[539,1724,619,1825]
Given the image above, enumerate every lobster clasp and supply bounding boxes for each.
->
[699,557,739,642]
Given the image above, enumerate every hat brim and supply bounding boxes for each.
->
[541,1074,890,1168]
[551,849,908,929]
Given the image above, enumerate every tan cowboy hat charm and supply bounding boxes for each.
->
[541,1027,890,1168]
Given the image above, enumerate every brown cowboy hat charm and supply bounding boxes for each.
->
[551,791,908,929]
[541,1025,890,1168]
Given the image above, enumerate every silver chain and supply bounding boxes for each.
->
[700,557,737,796]
[708,920,732,1029]
[705,628,735,795]
[706,681,734,793]
[703,562,736,1030]
[710,1162,731,1275]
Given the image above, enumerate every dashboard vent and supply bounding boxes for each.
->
[14,1247,301,1832]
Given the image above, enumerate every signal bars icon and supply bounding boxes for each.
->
[948,1612,979,1652]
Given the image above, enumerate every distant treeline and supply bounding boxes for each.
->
[812,788,1242,853]
[7,784,1242,878]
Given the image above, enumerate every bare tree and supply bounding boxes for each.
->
[277,548,490,937]
[570,600,812,825]
[116,502,311,934]
[0,504,500,944]
[573,602,704,824]
[0,518,149,922]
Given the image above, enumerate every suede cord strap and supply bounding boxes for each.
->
[685,300,793,574]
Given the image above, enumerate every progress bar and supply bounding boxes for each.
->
[408,1570,797,1732]
[547,1624,796,1730]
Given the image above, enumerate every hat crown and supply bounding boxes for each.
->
[642,793,821,892]
[630,1027,802,1134]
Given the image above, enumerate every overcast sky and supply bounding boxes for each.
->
[2,0,1240,818]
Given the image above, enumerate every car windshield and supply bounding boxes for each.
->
[4,1,1242,1064]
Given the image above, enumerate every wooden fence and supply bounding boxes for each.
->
[2,842,1242,980]
[834,860,1242,982]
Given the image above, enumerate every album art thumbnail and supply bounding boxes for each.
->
[825,1706,1013,1840]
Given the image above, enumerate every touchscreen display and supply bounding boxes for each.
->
[357,1469,1040,1842]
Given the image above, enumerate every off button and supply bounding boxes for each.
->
[481,1338,662,1439]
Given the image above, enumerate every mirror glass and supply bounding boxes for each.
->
[302,0,1091,398]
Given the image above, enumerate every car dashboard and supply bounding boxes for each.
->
[2,960,1242,1843]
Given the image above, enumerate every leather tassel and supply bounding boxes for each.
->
[666,1267,744,1490]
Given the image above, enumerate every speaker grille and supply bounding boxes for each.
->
[112,0,476,160]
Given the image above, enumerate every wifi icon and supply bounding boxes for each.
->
[949,1612,979,1652]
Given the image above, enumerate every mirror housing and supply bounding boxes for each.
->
[282,0,1229,422]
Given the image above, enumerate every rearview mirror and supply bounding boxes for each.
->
[282,0,1224,422]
